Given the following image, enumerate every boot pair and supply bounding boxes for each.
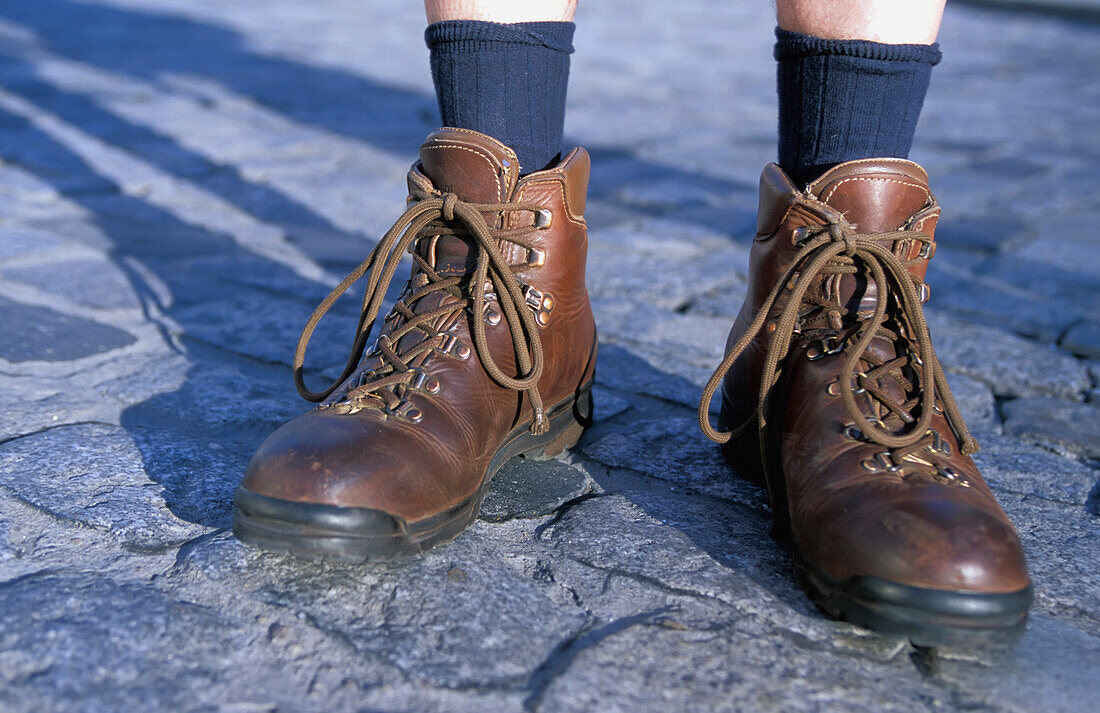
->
[234,129,1031,646]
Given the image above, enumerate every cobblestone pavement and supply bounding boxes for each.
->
[0,1,1097,711]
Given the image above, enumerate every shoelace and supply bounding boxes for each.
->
[294,183,551,434]
[698,215,979,462]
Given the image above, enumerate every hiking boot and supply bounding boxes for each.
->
[699,159,1031,646]
[234,128,597,561]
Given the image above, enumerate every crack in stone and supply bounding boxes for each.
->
[0,567,62,590]
[568,555,729,608]
[0,420,119,448]
[521,607,673,713]
[986,482,1084,508]
[532,491,608,541]
[163,528,229,577]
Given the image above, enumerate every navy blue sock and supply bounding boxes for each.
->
[425,20,574,175]
[775,28,942,186]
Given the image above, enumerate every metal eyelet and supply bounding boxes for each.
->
[791,226,812,244]
[329,400,355,415]
[918,241,936,259]
[409,369,441,395]
[524,247,546,267]
[522,285,554,326]
[533,209,553,229]
[936,466,958,482]
[438,333,471,360]
[842,425,862,441]
[807,334,844,361]
[918,283,931,302]
[391,400,423,423]
[826,374,864,397]
[925,429,952,457]
[861,451,901,473]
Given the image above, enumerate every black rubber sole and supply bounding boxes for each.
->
[233,382,593,563]
[793,547,1032,648]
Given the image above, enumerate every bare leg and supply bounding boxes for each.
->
[425,0,577,23]
[777,0,945,44]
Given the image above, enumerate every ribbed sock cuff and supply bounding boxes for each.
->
[774,28,941,65]
[425,20,575,54]
[775,27,940,186]
[425,20,575,174]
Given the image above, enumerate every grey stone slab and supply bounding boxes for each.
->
[926,310,1090,400]
[1012,238,1100,280]
[683,279,749,320]
[479,457,594,522]
[584,417,726,486]
[1062,320,1100,360]
[933,215,1031,254]
[0,519,15,562]
[0,257,142,309]
[982,257,1100,321]
[0,571,243,713]
[925,268,1078,344]
[537,606,1100,713]
[581,416,763,508]
[973,435,1098,506]
[0,375,122,443]
[173,288,358,368]
[593,343,709,412]
[591,385,632,422]
[0,423,207,551]
[945,370,1001,434]
[1001,397,1100,459]
[997,492,1100,633]
[171,529,587,692]
[0,295,136,362]
[0,224,61,261]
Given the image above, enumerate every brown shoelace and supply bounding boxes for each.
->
[294,181,551,434]
[698,213,978,463]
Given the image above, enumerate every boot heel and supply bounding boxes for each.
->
[525,419,585,460]
[720,404,792,540]
[522,385,593,461]
[720,415,767,487]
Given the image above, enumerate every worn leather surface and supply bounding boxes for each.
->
[722,160,1030,593]
[242,129,597,523]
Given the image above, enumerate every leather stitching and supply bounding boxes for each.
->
[421,144,505,201]
[821,176,930,205]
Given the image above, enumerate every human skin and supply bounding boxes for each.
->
[776,0,946,44]
[425,0,577,23]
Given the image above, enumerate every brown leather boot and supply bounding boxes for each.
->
[699,159,1031,646]
[234,128,597,561]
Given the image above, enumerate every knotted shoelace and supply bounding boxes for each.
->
[294,182,551,434]
[698,213,979,462]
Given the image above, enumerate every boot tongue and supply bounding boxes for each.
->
[805,160,934,371]
[806,159,931,233]
[413,128,521,276]
[418,128,520,203]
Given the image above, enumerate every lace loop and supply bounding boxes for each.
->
[698,212,978,462]
[293,178,549,433]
